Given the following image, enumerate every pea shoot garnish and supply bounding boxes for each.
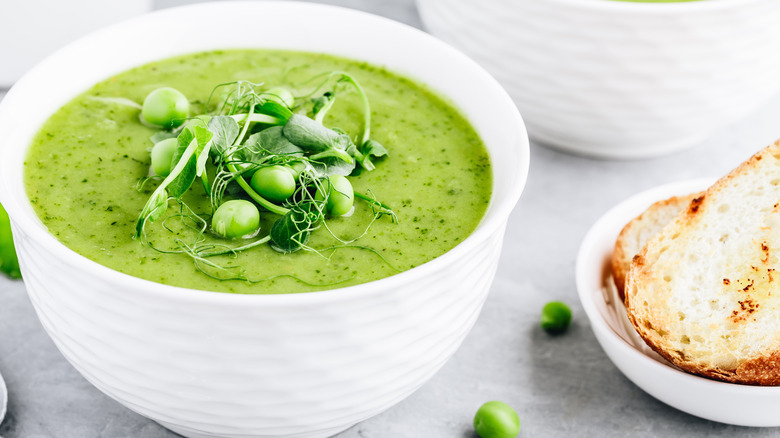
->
[133,74,397,283]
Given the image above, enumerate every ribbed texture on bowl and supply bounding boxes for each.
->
[418,0,780,158]
[17,220,505,437]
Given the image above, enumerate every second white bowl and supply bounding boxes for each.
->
[418,0,780,159]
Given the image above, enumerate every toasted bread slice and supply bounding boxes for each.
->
[626,141,780,385]
[612,193,699,299]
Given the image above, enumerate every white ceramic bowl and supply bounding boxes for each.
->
[417,0,780,159]
[0,3,529,438]
[576,179,780,427]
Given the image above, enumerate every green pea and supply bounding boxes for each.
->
[142,87,189,128]
[150,138,179,176]
[250,166,296,203]
[264,87,295,108]
[541,301,572,334]
[315,175,354,216]
[212,200,260,239]
[474,401,520,438]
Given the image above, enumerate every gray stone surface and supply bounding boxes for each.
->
[3,0,780,437]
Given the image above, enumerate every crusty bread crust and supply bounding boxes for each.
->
[611,194,698,300]
[625,140,780,385]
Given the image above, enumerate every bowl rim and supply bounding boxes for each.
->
[0,1,529,304]
[575,178,780,393]
[540,0,767,13]
[0,370,6,426]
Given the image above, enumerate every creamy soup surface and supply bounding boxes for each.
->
[24,50,492,294]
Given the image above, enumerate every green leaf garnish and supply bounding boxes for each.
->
[282,114,352,161]
[362,139,388,160]
[309,156,356,177]
[168,126,212,198]
[245,126,303,157]
[136,125,212,238]
[270,208,313,253]
[0,203,21,279]
[136,188,169,238]
[356,139,389,172]
[207,115,239,155]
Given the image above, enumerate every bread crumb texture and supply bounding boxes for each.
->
[625,140,780,385]
[612,194,697,299]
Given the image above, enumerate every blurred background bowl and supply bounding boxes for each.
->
[418,0,780,159]
[0,2,528,437]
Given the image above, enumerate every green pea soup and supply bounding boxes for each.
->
[24,50,493,294]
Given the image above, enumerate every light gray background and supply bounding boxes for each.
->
[2,0,780,437]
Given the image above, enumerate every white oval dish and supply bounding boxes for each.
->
[0,2,529,438]
[576,178,780,427]
[417,0,780,159]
